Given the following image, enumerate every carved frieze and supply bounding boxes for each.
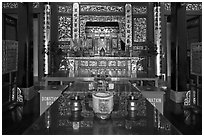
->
[80,5,124,13]
[133,6,147,14]
[80,60,88,66]
[2,2,18,9]
[98,61,107,67]
[186,3,202,11]
[164,2,202,11]
[89,61,97,67]
[58,5,72,13]
[118,60,126,67]
[108,61,117,67]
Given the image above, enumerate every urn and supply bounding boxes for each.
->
[92,91,114,119]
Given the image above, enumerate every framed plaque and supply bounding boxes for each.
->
[190,42,202,76]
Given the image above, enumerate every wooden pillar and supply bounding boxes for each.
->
[38,5,45,80]
[50,3,58,75]
[160,3,167,80]
[171,3,188,91]
[147,2,155,77]
[17,3,33,88]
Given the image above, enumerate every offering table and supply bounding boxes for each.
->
[23,81,181,135]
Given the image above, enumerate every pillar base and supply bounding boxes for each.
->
[170,90,187,103]
[21,86,37,101]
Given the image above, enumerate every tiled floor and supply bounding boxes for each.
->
[2,86,202,135]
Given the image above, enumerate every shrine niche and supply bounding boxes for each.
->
[85,22,121,56]
[79,15,125,41]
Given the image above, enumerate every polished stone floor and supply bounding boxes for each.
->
[2,85,202,135]
[2,87,40,135]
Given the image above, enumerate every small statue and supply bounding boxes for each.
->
[100,47,105,56]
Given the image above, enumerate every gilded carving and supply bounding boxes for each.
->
[133,6,147,14]
[99,61,107,67]
[125,4,132,54]
[2,2,18,8]
[80,5,124,13]
[108,61,116,67]
[117,60,126,67]
[186,3,202,11]
[79,15,125,39]
[89,61,97,67]
[164,2,202,11]
[58,5,72,13]
[58,16,72,41]
[80,60,88,66]
[43,4,51,75]
[133,18,147,42]
[73,3,79,40]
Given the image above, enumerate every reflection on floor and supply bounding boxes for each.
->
[2,85,202,135]
[163,91,202,135]
[2,88,40,135]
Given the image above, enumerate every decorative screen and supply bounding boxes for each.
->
[133,18,147,43]
[58,16,72,41]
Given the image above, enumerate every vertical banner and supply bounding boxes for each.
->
[73,3,79,40]
[125,4,132,56]
[154,3,162,76]
[44,4,51,75]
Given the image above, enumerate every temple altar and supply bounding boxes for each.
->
[63,57,143,78]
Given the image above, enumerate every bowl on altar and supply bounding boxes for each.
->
[92,91,114,119]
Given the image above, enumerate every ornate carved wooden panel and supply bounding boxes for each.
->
[133,17,147,43]
[65,57,146,77]
[72,3,79,40]
[2,2,18,8]
[164,2,202,12]
[58,5,72,13]
[79,15,125,40]
[80,5,124,13]
[58,16,72,41]
[133,6,147,14]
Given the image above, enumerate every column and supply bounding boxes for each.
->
[171,3,188,91]
[17,3,33,88]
